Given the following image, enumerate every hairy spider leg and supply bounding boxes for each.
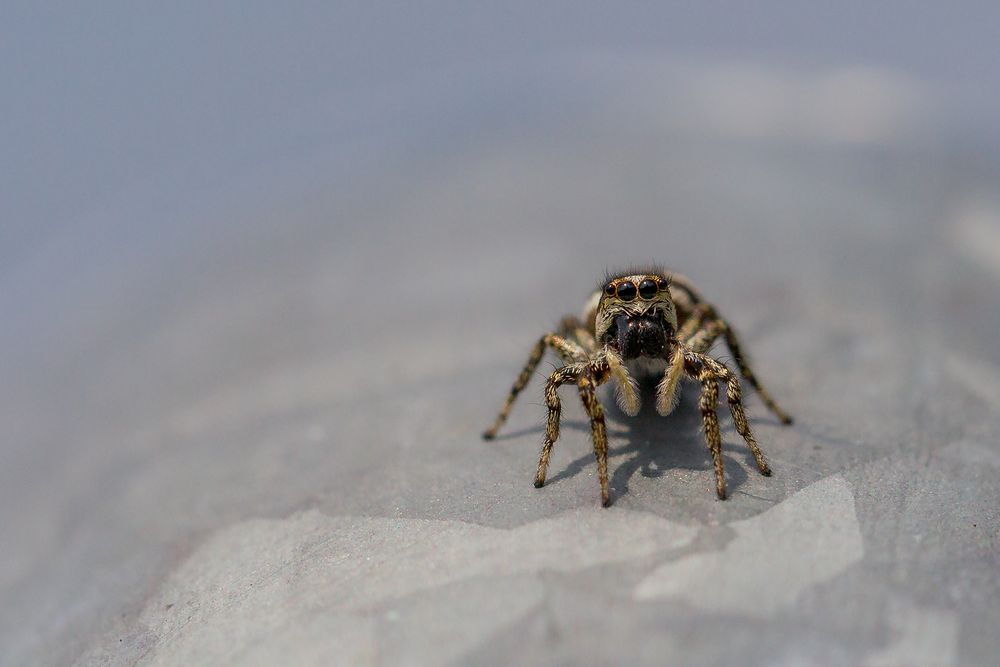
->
[685,351,772,498]
[718,322,793,425]
[700,354,771,476]
[693,361,728,499]
[534,364,583,489]
[482,333,588,440]
[578,372,611,506]
[534,357,612,506]
[679,303,793,425]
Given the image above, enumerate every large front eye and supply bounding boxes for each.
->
[638,279,658,299]
[616,281,637,301]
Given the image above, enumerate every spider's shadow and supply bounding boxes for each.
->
[521,378,763,500]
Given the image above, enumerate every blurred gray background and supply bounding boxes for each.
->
[3,4,1000,666]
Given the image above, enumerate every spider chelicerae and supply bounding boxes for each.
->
[483,267,793,507]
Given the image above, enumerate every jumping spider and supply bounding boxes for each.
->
[483,268,793,506]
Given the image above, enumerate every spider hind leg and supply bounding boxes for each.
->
[679,303,793,425]
[482,332,587,440]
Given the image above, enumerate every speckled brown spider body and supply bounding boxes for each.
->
[483,268,793,506]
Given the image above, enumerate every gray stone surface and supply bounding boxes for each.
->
[3,34,1000,667]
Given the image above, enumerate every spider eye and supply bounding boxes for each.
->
[638,279,658,299]
[657,278,669,291]
[604,284,616,296]
[616,281,637,301]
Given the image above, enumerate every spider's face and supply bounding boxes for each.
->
[596,273,678,360]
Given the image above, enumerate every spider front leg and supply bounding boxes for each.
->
[534,356,612,506]
[685,351,772,499]
[695,365,728,499]
[482,333,588,440]
[702,355,772,477]
[577,372,611,506]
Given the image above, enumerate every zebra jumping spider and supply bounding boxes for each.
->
[483,268,792,506]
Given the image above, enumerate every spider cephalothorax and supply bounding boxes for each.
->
[597,273,677,358]
[483,267,792,507]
